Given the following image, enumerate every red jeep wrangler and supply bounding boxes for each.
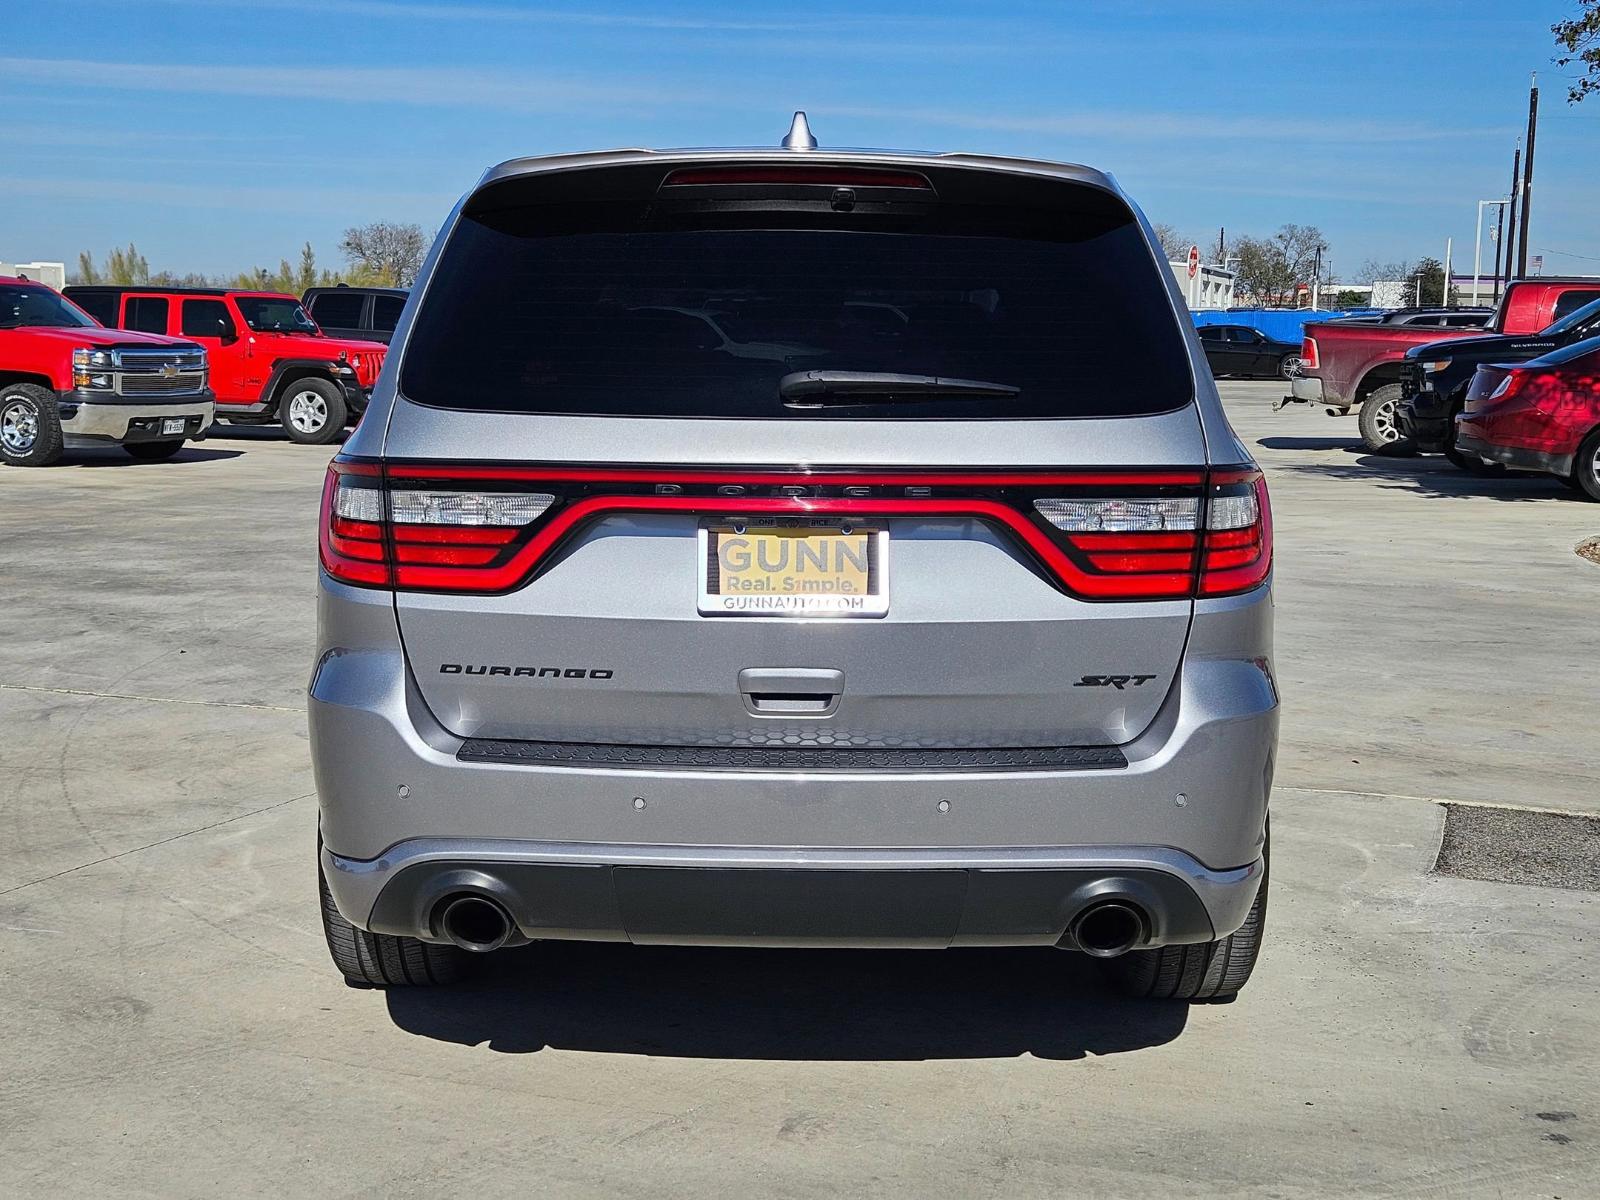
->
[65,286,386,445]
[1,276,213,467]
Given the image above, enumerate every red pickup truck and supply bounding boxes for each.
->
[1283,277,1600,451]
[1,276,214,467]
[65,286,386,445]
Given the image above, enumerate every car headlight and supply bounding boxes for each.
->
[1421,359,1451,374]
[71,348,115,389]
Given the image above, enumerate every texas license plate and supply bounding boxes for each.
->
[698,520,889,617]
[161,418,186,435]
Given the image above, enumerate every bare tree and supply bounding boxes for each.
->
[339,222,429,287]
[1150,222,1196,262]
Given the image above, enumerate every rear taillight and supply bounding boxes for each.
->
[1488,369,1524,401]
[318,462,1272,600]
[1197,471,1272,597]
[1300,336,1319,371]
[1031,469,1270,599]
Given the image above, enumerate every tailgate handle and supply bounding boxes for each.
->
[738,668,844,717]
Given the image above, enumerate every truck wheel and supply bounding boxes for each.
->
[123,440,185,461]
[319,858,466,987]
[279,378,348,445]
[1571,427,1600,501]
[1278,354,1301,380]
[1101,832,1268,1002]
[0,383,65,467]
[1358,384,1415,455]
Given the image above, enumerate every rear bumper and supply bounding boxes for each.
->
[1455,430,1574,476]
[1278,375,1327,409]
[311,577,1277,948]
[323,839,1263,950]
[57,395,214,444]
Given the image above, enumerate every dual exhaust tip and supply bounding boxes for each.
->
[1068,899,1148,958]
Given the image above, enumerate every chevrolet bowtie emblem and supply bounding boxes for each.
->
[161,364,179,377]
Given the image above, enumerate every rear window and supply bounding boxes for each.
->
[309,291,364,329]
[372,294,405,332]
[401,180,1191,420]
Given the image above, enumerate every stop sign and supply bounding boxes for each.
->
[1187,245,1201,279]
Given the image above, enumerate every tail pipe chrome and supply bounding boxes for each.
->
[1069,899,1149,959]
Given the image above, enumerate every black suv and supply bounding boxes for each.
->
[302,286,409,345]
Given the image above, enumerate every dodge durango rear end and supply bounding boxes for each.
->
[310,117,1278,1002]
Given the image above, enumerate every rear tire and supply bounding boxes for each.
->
[279,378,348,445]
[319,857,466,987]
[1101,832,1268,1002]
[0,383,64,467]
[122,440,185,461]
[1571,427,1600,501]
[1358,384,1414,455]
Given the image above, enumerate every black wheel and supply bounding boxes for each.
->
[1101,832,1268,1002]
[1358,383,1415,455]
[1571,427,1600,501]
[319,856,466,987]
[1278,354,1302,380]
[279,377,348,445]
[0,382,65,467]
[122,440,185,461]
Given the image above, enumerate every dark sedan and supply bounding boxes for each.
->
[1197,324,1302,379]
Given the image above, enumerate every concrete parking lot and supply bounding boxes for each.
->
[2,383,1597,1198]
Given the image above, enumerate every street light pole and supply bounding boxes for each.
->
[1473,199,1505,308]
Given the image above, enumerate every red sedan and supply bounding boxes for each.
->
[1456,335,1600,499]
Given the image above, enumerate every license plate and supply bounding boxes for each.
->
[161,418,186,435]
[698,519,889,617]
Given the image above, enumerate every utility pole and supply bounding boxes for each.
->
[1517,74,1539,278]
[1311,243,1325,310]
[1442,237,1452,307]
[1217,227,1225,262]
[1503,139,1521,289]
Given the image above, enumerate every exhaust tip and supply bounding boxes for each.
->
[1070,900,1148,959]
[437,894,514,953]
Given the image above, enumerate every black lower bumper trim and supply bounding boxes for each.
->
[364,860,1215,948]
[456,737,1128,772]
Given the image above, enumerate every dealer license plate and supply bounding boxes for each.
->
[698,519,889,617]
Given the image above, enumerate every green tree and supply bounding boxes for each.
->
[1413,256,1447,306]
[1554,0,1600,103]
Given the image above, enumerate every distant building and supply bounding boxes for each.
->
[1,260,67,289]
[1167,259,1235,310]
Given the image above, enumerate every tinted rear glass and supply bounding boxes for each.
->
[309,291,364,328]
[401,184,1191,419]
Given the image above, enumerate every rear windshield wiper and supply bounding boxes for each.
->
[779,370,1020,408]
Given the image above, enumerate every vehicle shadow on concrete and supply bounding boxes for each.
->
[204,424,348,444]
[384,941,1187,1060]
[1266,451,1579,503]
[58,447,245,467]
[1256,436,1364,451]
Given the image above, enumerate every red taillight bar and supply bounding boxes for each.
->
[318,462,1271,601]
[1300,336,1319,372]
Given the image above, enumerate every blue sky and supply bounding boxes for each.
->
[4,0,1598,281]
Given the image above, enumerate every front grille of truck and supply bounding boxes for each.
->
[112,348,208,398]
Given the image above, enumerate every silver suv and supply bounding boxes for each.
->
[311,117,1277,1001]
